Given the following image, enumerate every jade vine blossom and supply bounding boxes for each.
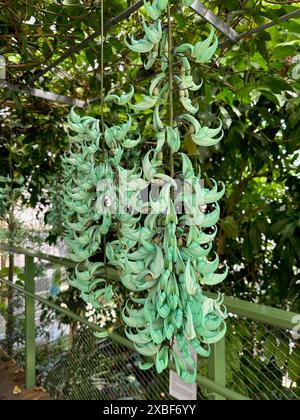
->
[106,0,228,383]
[61,0,228,382]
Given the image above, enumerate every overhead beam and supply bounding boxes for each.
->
[220,8,300,48]
[0,80,85,107]
[240,8,300,38]
[191,1,239,42]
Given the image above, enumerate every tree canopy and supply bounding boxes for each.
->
[0,0,299,312]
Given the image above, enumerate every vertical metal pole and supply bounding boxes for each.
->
[207,338,226,400]
[6,253,15,356]
[25,255,36,389]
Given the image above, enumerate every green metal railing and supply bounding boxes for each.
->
[0,243,299,401]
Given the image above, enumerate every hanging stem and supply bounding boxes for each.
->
[56,158,63,237]
[100,0,105,146]
[167,3,174,179]
[100,0,108,278]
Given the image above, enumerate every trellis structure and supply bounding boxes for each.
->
[1,1,300,107]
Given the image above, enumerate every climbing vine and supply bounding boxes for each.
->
[61,0,228,383]
[0,173,25,246]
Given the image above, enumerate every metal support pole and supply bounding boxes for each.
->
[207,337,226,400]
[0,80,85,108]
[5,253,15,357]
[191,1,239,42]
[25,255,36,389]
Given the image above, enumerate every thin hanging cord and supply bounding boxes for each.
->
[100,0,105,150]
[167,3,174,180]
[100,0,108,279]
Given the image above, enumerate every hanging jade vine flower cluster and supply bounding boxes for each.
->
[61,104,146,335]
[61,0,228,382]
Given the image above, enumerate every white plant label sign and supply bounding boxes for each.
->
[169,340,197,400]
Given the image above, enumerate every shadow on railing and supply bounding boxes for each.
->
[0,243,299,401]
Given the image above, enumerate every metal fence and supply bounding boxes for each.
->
[0,244,299,401]
[226,316,299,400]
[0,282,205,401]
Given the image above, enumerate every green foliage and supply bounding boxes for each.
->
[288,347,300,383]
[0,0,299,397]
[226,320,299,400]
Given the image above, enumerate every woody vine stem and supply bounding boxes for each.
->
[167,3,174,179]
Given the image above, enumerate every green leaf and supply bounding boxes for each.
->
[263,335,277,361]
[225,0,241,11]
[272,45,296,60]
[249,226,261,250]
[275,339,290,369]
[250,52,268,71]
[271,218,289,235]
[261,76,293,94]
[288,348,300,383]
[222,216,238,238]
[281,222,296,239]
